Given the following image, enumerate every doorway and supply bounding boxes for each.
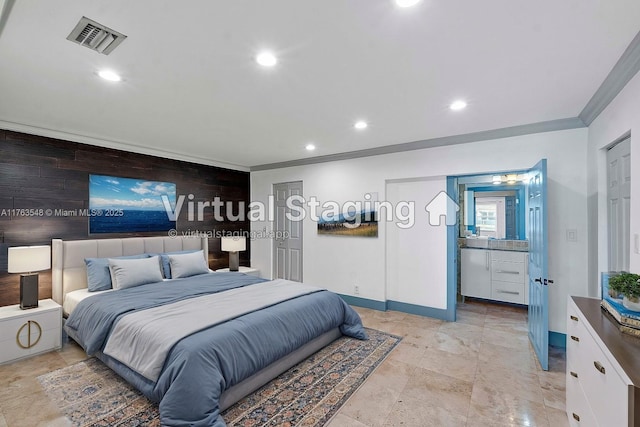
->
[273,181,303,281]
[449,159,550,370]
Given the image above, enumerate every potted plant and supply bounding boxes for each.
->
[608,272,640,311]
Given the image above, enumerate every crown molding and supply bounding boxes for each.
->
[251,117,586,172]
[0,119,249,172]
[580,30,640,125]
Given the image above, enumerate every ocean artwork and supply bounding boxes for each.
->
[89,175,176,233]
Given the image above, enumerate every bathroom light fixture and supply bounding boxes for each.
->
[506,174,518,184]
[395,0,421,8]
[354,121,368,130]
[450,100,467,111]
[492,175,502,185]
[305,143,316,151]
[98,69,122,82]
[256,51,277,67]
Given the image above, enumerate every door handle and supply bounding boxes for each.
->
[544,279,554,286]
[534,277,542,283]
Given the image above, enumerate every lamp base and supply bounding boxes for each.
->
[20,274,39,310]
[229,251,239,272]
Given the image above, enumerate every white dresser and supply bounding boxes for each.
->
[0,299,62,364]
[566,296,639,426]
[461,248,528,304]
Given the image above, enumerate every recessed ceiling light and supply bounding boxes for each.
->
[354,121,368,130]
[395,0,421,8]
[450,100,467,111]
[256,51,277,67]
[305,144,316,151]
[98,70,122,82]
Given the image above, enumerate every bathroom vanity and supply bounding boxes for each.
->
[460,239,529,305]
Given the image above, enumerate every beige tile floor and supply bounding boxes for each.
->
[330,302,568,427]
[0,300,568,427]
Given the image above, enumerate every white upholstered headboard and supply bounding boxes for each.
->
[51,236,208,306]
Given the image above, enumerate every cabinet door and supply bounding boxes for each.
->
[461,249,491,299]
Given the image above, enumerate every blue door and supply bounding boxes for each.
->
[527,159,549,370]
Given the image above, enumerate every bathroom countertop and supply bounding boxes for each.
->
[459,238,529,252]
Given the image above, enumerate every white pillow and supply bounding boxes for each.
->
[168,250,209,279]
[109,256,164,290]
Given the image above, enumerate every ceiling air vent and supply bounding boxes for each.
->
[66,16,127,55]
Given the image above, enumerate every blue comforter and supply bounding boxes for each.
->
[65,273,367,426]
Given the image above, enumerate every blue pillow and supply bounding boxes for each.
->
[108,256,164,290]
[168,251,208,279]
[147,250,199,278]
[85,254,150,292]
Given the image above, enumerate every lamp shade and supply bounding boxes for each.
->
[8,245,51,273]
[221,236,246,252]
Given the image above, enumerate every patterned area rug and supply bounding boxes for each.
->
[37,328,400,426]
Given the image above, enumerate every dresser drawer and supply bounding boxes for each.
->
[567,304,583,339]
[0,309,61,336]
[566,368,599,427]
[491,280,525,304]
[490,250,525,263]
[0,336,32,363]
[28,327,61,356]
[491,260,526,284]
[572,328,629,427]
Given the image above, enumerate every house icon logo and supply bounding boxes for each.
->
[425,191,459,226]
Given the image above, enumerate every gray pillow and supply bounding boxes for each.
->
[168,250,208,279]
[85,254,150,292]
[109,256,164,290]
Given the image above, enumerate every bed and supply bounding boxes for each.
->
[52,236,366,426]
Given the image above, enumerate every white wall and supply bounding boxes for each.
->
[251,127,589,334]
[588,71,640,294]
[386,178,448,309]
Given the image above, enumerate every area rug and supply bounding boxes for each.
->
[37,328,400,426]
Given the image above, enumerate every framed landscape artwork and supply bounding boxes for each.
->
[89,174,176,234]
[317,210,378,237]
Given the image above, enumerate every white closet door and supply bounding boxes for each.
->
[385,178,448,309]
[607,138,631,272]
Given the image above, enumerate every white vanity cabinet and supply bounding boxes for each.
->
[461,248,528,304]
[461,248,491,300]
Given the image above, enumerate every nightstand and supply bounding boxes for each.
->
[216,267,261,277]
[0,299,62,365]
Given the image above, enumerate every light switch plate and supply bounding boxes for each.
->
[566,229,578,242]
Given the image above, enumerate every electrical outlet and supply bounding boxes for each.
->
[354,285,360,295]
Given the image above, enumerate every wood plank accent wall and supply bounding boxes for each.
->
[0,129,250,307]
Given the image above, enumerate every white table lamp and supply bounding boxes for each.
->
[8,245,51,309]
[221,236,246,272]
